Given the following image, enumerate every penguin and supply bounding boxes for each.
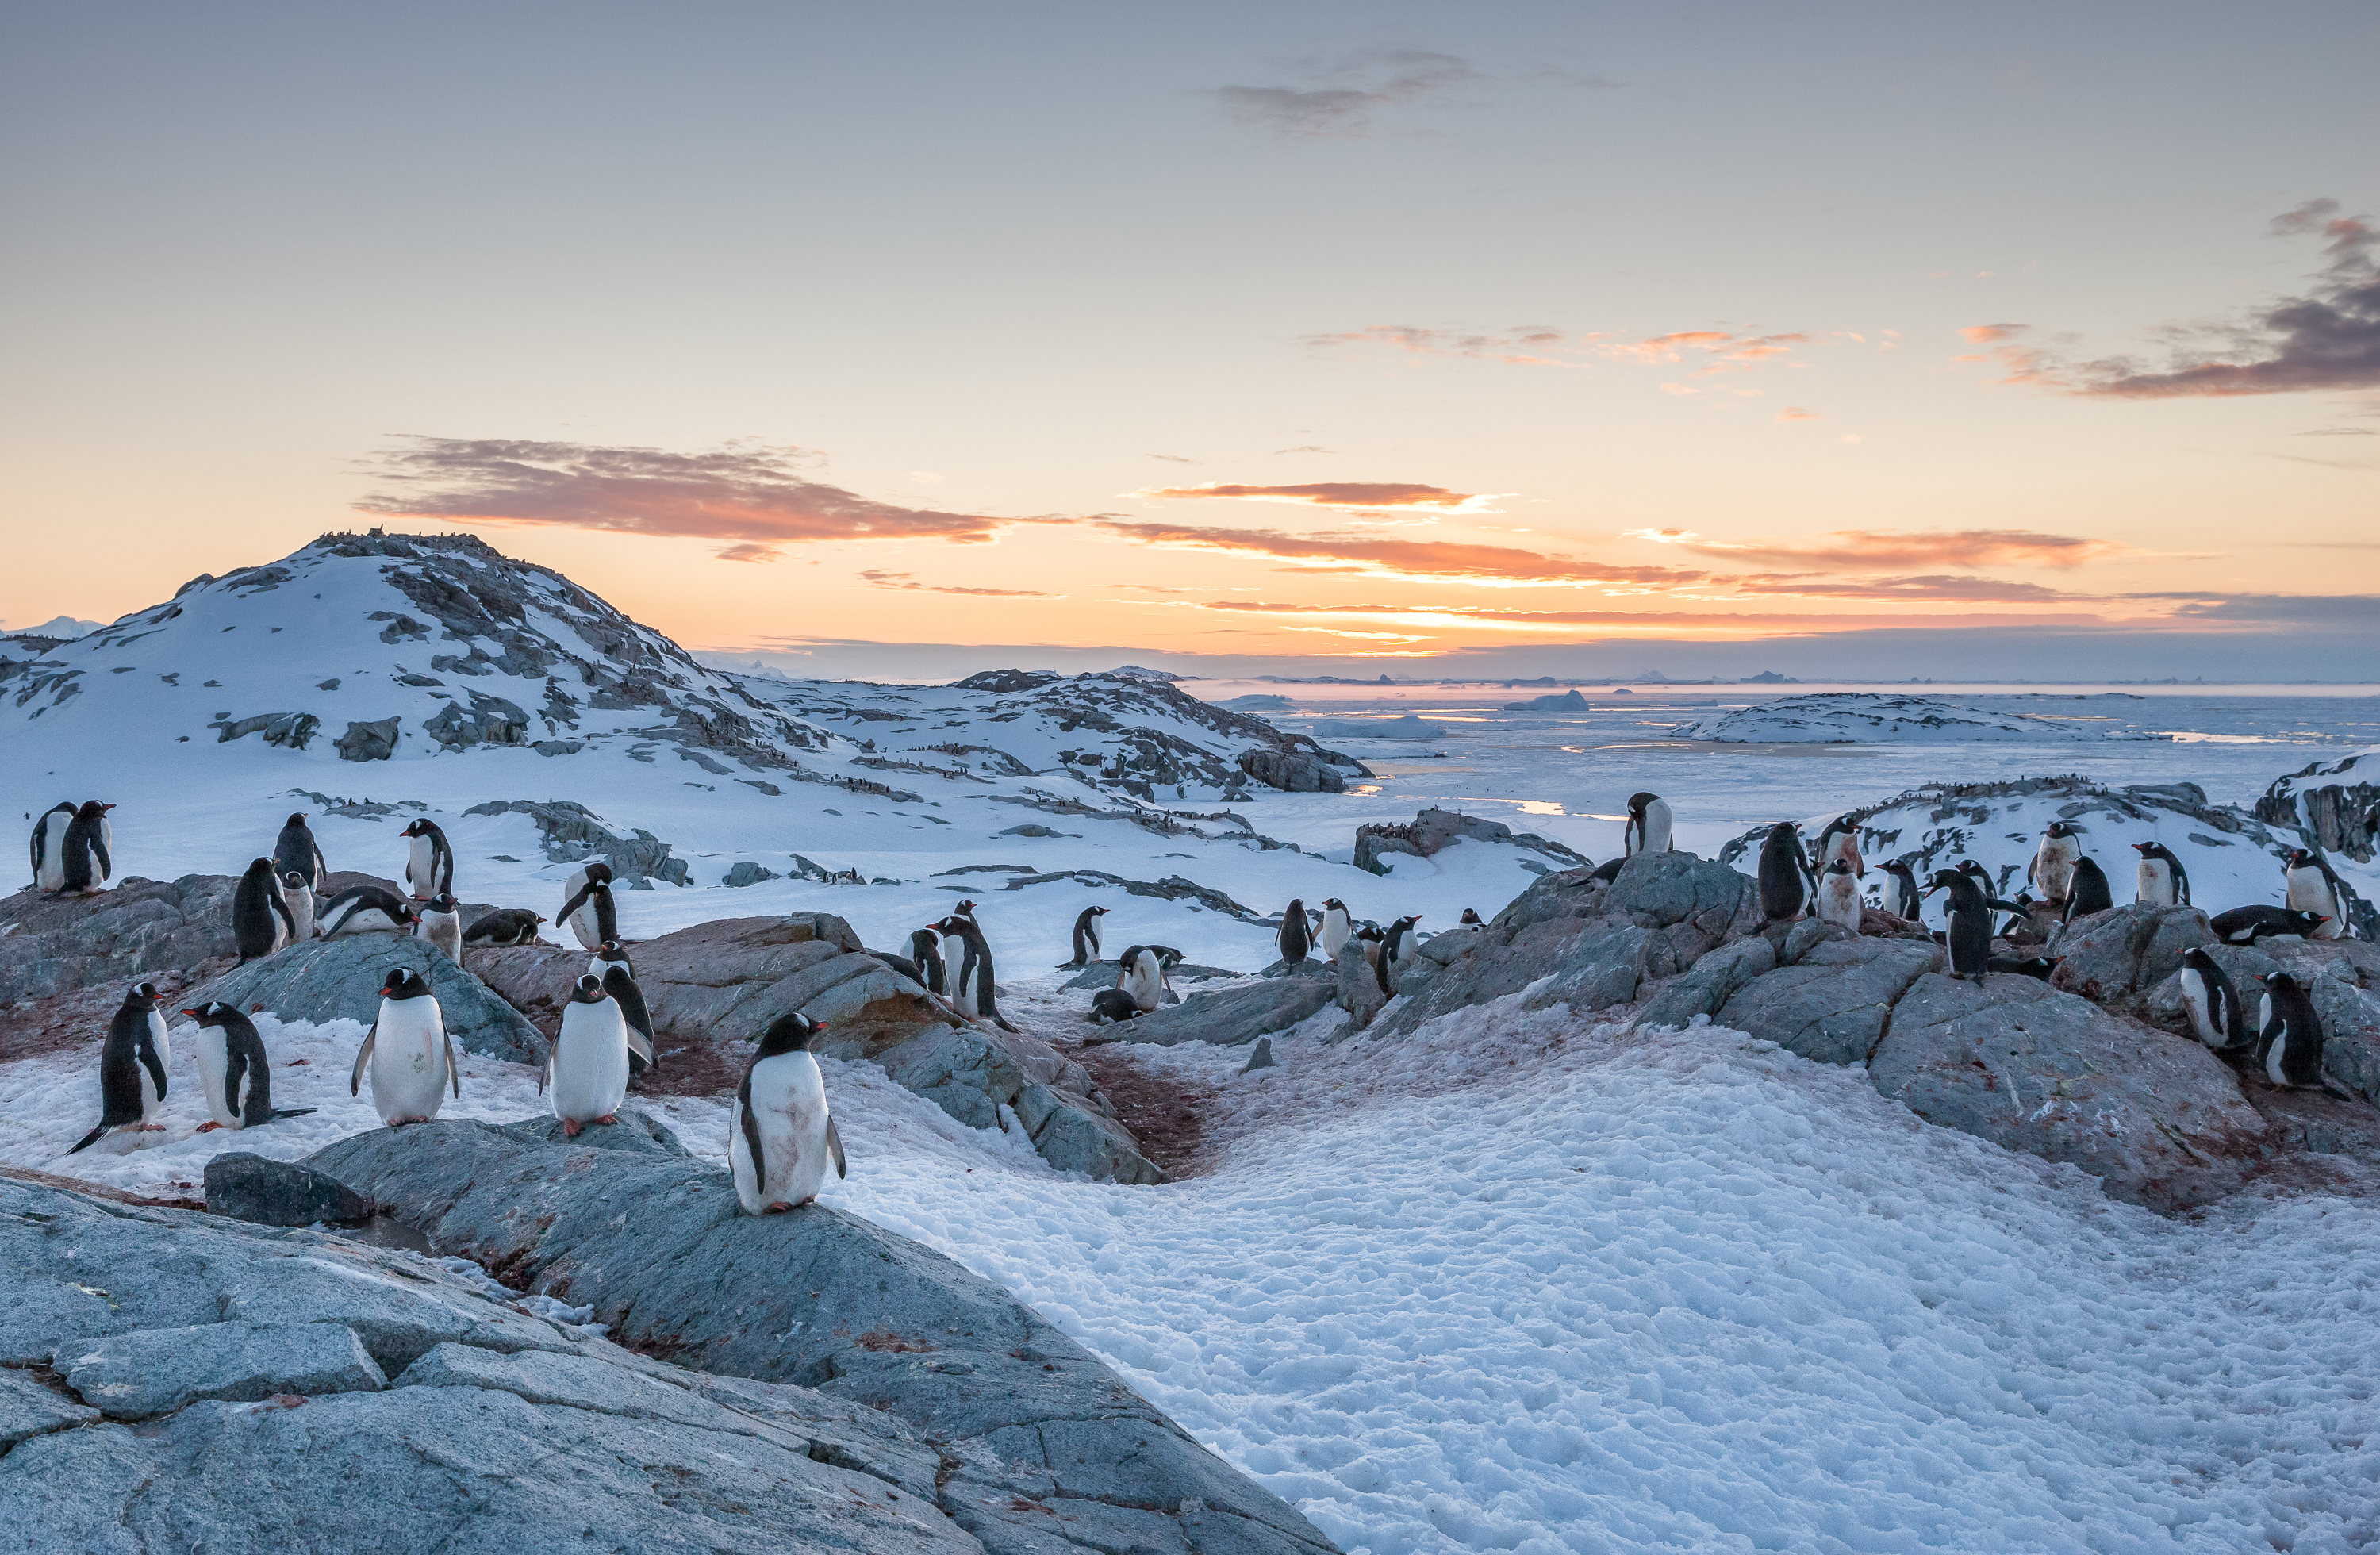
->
[2256,972,2327,1089]
[2282,848,2355,942]
[1376,914,1422,994]
[316,884,417,937]
[931,913,1018,1031]
[728,1010,845,1215]
[1998,892,2045,944]
[58,801,114,894]
[399,817,454,900]
[1457,908,1484,929]
[544,973,628,1135]
[463,907,546,946]
[232,856,298,962]
[67,981,171,1154]
[1814,816,1864,877]
[280,870,317,943]
[1116,943,1172,1013]
[1622,793,1673,857]
[272,812,328,892]
[556,862,618,951]
[415,893,463,959]
[1588,857,1626,882]
[590,942,658,1078]
[1276,898,1311,969]
[2209,905,2327,945]
[907,926,946,993]
[182,1003,315,1132]
[1924,870,1992,981]
[2132,842,2190,908]
[1757,823,1811,923]
[946,900,985,1005]
[1813,858,1864,931]
[1088,988,1142,1024]
[2177,946,2248,1052]
[1986,954,2057,980]
[30,801,74,891]
[351,966,459,1126]
[2059,857,2114,927]
[2029,820,2086,904]
[1880,859,1923,921]
[1062,905,1108,969]
[1318,899,1353,961]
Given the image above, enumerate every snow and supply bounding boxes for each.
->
[1676,693,2144,744]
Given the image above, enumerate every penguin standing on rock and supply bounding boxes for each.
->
[907,927,946,993]
[400,818,453,900]
[232,857,298,962]
[1813,859,1864,931]
[273,812,328,892]
[67,982,171,1154]
[1376,914,1422,995]
[2283,848,2355,941]
[544,975,629,1135]
[590,942,658,1078]
[2211,905,2327,944]
[316,884,417,938]
[2059,857,2114,927]
[59,801,114,894]
[2178,947,2248,1052]
[1758,824,1813,923]
[2029,820,2086,905]
[1115,944,1173,1013]
[2257,972,2328,1089]
[1925,870,1993,981]
[1276,899,1311,969]
[30,802,74,891]
[1622,793,1673,857]
[1061,905,1107,969]
[2132,842,2190,907]
[1814,816,1864,877]
[729,1011,845,1215]
[183,1003,315,1133]
[464,908,545,946]
[558,863,618,951]
[1880,860,1923,922]
[415,893,463,959]
[353,967,459,1126]
[1318,900,1353,961]
[280,871,317,943]
[932,913,1018,1031]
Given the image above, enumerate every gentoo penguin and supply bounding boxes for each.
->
[544,974,628,1135]
[272,812,328,892]
[399,817,454,900]
[316,884,417,938]
[589,942,658,1078]
[1458,908,1484,929]
[557,862,618,951]
[1757,823,1812,923]
[2283,848,2355,941]
[2257,972,2327,1089]
[2177,946,2248,1052]
[906,927,946,993]
[2059,857,2113,927]
[1622,793,1673,857]
[1062,905,1108,969]
[931,913,1018,1031]
[1375,914,1422,995]
[728,1011,845,1215]
[59,801,114,894]
[232,856,298,962]
[2029,820,2086,905]
[2210,905,2326,945]
[1088,989,1142,1024]
[946,900,985,1005]
[30,801,74,891]
[1986,954,2057,980]
[415,893,463,959]
[280,870,317,943]
[1813,859,1864,931]
[1276,898,1311,969]
[1924,870,1992,981]
[463,907,546,946]
[1588,857,1625,882]
[67,981,171,1153]
[1814,816,1864,877]
[2132,842,2190,908]
[351,966,459,1127]
[1115,944,1173,1013]
[1880,860,1924,921]
[1318,900,1353,961]
[182,1003,314,1133]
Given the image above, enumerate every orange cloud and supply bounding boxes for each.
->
[1301,324,1575,366]
[1138,482,1496,512]
[857,569,1054,598]
[1101,521,1703,586]
[1623,527,2125,570]
[1599,330,1810,374]
[1960,323,2028,344]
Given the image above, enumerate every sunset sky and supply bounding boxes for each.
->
[3,3,2375,679]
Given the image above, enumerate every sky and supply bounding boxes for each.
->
[2,2,2376,681]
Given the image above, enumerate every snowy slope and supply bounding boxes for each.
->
[1679,693,2161,743]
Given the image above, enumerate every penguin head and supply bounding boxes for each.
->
[1460,908,1484,924]
[2285,847,2314,869]
[76,801,113,820]
[246,855,276,875]
[380,968,431,1000]
[427,893,458,914]
[400,820,427,838]
[286,812,308,827]
[568,974,608,1004]
[2262,970,2301,995]
[2044,820,2082,839]
[1323,898,1347,912]
[1627,792,1659,816]
[758,1010,827,1054]
[2287,910,2328,935]
[180,1001,235,1026]
[1923,869,1966,894]
[125,980,161,1008]
[2181,946,2216,971]
[1090,905,1108,916]
[585,863,613,885]
[282,870,309,893]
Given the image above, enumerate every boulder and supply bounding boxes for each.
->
[1868,973,2269,1210]
[1522,919,1653,1016]
[1236,748,1346,793]
[1085,977,1334,1048]
[0,874,238,1002]
[58,1319,387,1419]
[1634,936,1777,1029]
[2049,904,2213,1004]
[1603,850,1758,935]
[305,1119,1335,1555]
[1712,938,1937,1065]
[203,1153,374,1227]
[1353,807,1587,876]
[184,934,543,1064]
[1242,1037,1278,1071]
[1334,939,1387,1028]
[2140,939,2380,1107]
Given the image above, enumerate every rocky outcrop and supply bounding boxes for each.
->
[461,797,689,885]
[307,1119,1334,1555]
[1712,936,1937,1065]
[333,715,401,760]
[877,1026,1163,1184]
[0,874,238,1002]
[186,932,544,1063]
[2259,748,2380,863]
[1353,807,1591,877]
[1633,935,1777,1028]
[1868,973,2270,1210]
[2144,938,2380,1108]
[1085,976,1334,1048]
[203,1152,373,1227]
[1237,748,1347,793]
[2048,903,2213,1005]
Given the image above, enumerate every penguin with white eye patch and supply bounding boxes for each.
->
[183,1003,316,1133]
[729,1010,846,1215]
[352,967,459,1127]
[1813,858,1864,931]
[67,981,170,1154]
[545,975,629,1136]
[1317,900,1353,961]
[1622,793,1672,857]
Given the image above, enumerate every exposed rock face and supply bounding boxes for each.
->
[1238,748,1347,794]
[1353,807,1591,877]
[1868,973,2270,1210]
[2048,904,2213,1005]
[461,797,690,885]
[2259,747,2380,863]
[1084,977,1334,1048]
[1634,936,1777,1029]
[1334,939,1386,1029]
[1713,938,1937,1065]
[203,1152,374,1227]
[186,932,544,1063]
[0,875,237,1002]
[333,715,401,760]
[308,1119,1334,1555]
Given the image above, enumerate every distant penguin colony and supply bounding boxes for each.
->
[1622,793,1673,858]
[400,817,454,899]
[557,862,618,950]
[353,966,459,1126]
[729,1011,846,1215]
[185,1002,315,1134]
[1276,898,1311,968]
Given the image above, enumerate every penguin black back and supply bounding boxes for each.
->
[1066,904,1108,969]
[2257,971,2327,1088]
[2178,946,2248,1052]
[1757,824,1810,922]
[2210,905,2326,944]
[595,943,657,1077]
[70,981,167,1153]
[60,801,114,893]
[1278,898,1311,966]
[274,812,327,890]
[1926,869,1992,980]
[908,927,946,993]
[2061,856,2114,925]
[182,1000,316,1128]
[931,914,1015,1030]
[232,856,296,962]
[1881,860,1921,920]
[1088,988,1140,1024]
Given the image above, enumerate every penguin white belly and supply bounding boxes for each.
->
[2179,968,2214,1045]
[420,913,462,958]
[142,1011,171,1124]
[1814,877,1863,931]
[285,886,316,942]
[405,836,436,897]
[566,906,604,951]
[1120,956,1162,1012]
[731,1051,833,1212]
[370,1000,451,1125]
[2034,846,2076,901]
[2265,1027,2293,1087]
[2136,860,2168,906]
[1319,913,1350,959]
[1820,832,1860,875]
[551,1012,629,1123]
[195,1026,241,1128]
[36,814,69,892]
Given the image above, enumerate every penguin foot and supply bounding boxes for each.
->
[140,1123,168,1131]
[593,1113,619,1127]
[762,1201,796,1215]
[196,1121,223,1133]
[562,1119,583,1137]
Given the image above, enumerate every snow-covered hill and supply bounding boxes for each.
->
[1679,692,2163,743]
[2260,747,2380,862]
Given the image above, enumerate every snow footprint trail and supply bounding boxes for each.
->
[831,1010,2380,1555]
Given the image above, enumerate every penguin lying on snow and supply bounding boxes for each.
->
[544,975,630,1136]
[1088,989,1142,1024]
[232,857,298,962]
[2132,842,2190,907]
[317,884,417,938]
[400,817,454,899]
[184,1003,315,1133]
[30,802,74,892]
[2282,848,2355,942]
[67,982,171,1154]
[2178,946,2248,1052]
[729,1011,846,1215]
[463,907,545,946]
[352,967,459,1126]
[2210,906,2327,944]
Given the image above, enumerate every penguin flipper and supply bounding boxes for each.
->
[555,885,593,929]
[270,889,296,944]
[826,1115,846,1180]
[735,1077,766,1197]
[447,1030,463,1097]
[138,1036,168,1106]
[225,1039,253,1125]
[625,1023,655,1069]
[351,1023,378,1097]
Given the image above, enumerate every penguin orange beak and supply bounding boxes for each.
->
[179,1008,199,1018]
[812,1020,829,1030]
